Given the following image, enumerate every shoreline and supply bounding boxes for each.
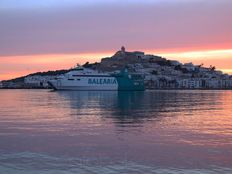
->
[1,88,232,91]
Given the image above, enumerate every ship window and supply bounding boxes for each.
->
[68,79,74,80]
[77,79,80,81]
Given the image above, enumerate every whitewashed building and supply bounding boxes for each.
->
[24,75,56,88]
[170,60,181,66]
[178,79,202,89]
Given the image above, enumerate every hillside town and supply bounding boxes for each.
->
[1,47,232,89]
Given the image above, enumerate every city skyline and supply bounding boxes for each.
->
[0,0,232,80]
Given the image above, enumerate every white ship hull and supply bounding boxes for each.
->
[50,86,118,91]
[48,77,118,91]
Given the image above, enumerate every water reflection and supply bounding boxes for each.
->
[56,90,226,126]
[57,91,146,124]
[0,90,232,173]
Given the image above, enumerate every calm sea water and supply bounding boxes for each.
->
[0,89,232,174]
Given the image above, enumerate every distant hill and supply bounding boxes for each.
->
[3,69,72,83]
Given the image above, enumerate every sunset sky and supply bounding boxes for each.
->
[0,0,232,80]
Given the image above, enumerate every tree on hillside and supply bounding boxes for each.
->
[210,65,216,71]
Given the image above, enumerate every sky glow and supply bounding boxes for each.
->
[0,0,231,80]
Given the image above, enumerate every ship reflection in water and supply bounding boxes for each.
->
[0,90,232,173]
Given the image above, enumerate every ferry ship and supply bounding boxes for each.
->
[48,66,144,91]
